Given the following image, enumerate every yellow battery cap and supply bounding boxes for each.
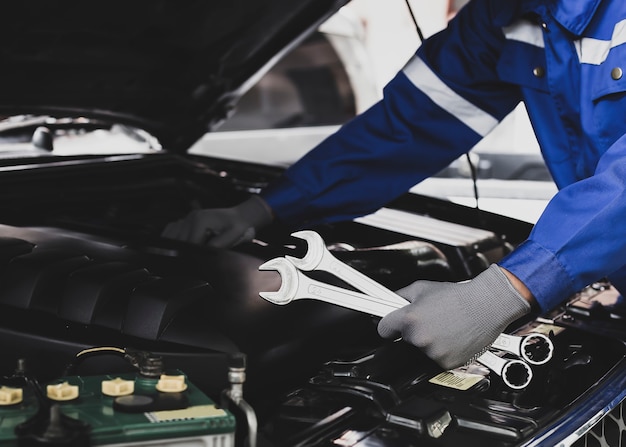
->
[156,374,187,393]
[0,386,23,405]
[47,382,79,401]
[102,377,135,397]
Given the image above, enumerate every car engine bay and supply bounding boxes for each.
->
[0,152,623,446]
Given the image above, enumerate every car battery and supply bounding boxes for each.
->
[355,207,509,279]
[0,370,235,446]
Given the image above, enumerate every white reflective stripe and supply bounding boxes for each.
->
[503,20,544,48]
[402,56,499,137]
[575,19,626,65]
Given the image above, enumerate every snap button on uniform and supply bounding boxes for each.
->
[533,67,545,78]
[541,22,548,30]
[611,67,623,80]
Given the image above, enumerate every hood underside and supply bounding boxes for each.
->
[0,0,348,152]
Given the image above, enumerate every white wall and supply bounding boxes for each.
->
[341,0,449,91]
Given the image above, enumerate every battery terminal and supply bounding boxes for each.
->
[47,382,79,401]
[102,377,135,397]
[0,386,23,405]
[156,374,188,393]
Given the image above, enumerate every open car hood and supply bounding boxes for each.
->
[0,0,348,152]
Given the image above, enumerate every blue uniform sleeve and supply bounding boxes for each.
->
[261,0,521,228]
[500,132,626,311]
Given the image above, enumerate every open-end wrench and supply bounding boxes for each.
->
[491,333,554,365]
[259,257,536,389]
[285,230,409,307]
[259,257,404,317]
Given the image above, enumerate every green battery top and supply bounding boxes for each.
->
[0,371,235,446]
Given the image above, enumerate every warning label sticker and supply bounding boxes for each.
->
[146,404,227,423]
[429,370,484,391]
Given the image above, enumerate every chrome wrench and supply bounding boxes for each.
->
[259,257,535,389]
[491,333,553,365]
[284,230,555,364]
[259,257,405,317]
[285,230,409,307]
[475,350,533,390]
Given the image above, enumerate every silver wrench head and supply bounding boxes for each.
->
[501,359,533,390]
[258,257,299,305]
[520,333,554,365]
[285,230,326,271]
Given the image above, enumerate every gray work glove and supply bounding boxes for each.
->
[161,195,274,248]
[377,264,531,370]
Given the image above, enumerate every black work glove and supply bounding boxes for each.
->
[162,195,274,248]
[377,264,532,370]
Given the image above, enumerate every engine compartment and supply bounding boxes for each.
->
[0,152,624,446]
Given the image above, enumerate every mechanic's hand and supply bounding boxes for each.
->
[377,264,531,370]
[161,195,274,248]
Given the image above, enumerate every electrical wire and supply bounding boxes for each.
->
[62,346,127,376]
[466,153,480,209]
[403,0,425,42]
[403,0,482,212]
[75,346,126,357]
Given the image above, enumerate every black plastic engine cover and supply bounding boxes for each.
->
[0,222,452,401]
[260,318,626,446]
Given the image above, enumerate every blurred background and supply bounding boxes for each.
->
[191,0,556,223]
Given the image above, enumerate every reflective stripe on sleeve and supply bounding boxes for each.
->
[402,56,499,137]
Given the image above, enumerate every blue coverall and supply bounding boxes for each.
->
[261,0,626,313]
